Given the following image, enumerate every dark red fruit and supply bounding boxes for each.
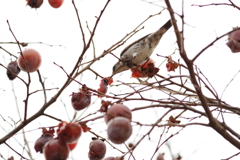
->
[226,28,240,53]
[6,61,21,80]
[34,128,54,153]
[57,122,82,144]
[71,85,91,111]
[97,77,113,97]
[26,0,43,8]
[88,138,106,160]
[99,100,111,112]
[157,153,165,160]
[104,104,132,124]
[107,117,132,144]
[43,139,69,160]
[48,0,64,8]
[17,48,42,72]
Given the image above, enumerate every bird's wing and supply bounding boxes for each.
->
[120,34,149,58]
[119,19,172,58]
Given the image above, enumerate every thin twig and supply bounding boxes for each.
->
[4,142,30,160]
[6,20,31,122]
[192,1,240,10]
[165,0,240,150]
[29,87,59,96]
[221,70,240,99]
[0,41,65,48]
[192,28,240,62]
[0,46,18,59]
[37,70,47,104]
[72,0,86,48]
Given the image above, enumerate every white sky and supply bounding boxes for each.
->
[1,0,240,160]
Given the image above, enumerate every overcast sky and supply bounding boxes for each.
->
[1,0,240,160]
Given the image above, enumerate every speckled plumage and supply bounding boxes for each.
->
[112,19,172,76]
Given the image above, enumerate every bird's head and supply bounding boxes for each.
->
[111,61,129,77]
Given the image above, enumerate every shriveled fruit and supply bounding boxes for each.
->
[99,100,111,112]
[26,0,43,8]
[34,128,54,153]
[57,122,82,144]
[88,138,106,160]
[43,138,69,160]
[48,0,64,8]
[107,117,132,144]
[166,56,179,72]
[226,28,240,53]
[17,48,42,73]
[104,104,132,124]
[6,61,21,80]
[34,134,53,152]
[71,85,91,111]
[131,58,159,78]
[97,77,113,97]
[71,92,91,110]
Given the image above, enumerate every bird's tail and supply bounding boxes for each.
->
[155,19,172,37]
[160,19,172,32]
[147,19,172,44]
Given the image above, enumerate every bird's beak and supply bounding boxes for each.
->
[111,61,130,78]
[109,73,115,79]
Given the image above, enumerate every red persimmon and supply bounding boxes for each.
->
[43,138,69,160]
[35,134,54,153]
[71,89,91,111]
[48,0,64,8]
[17,48,42,73]
[157,153,165,160]
[88,138,106,160]
[104,104,132,124]
[57,122,82,144]
[34,128,54,153]
[107,117,132,144]
[26,0,43,8]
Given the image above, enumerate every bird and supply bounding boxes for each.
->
[111,19,172,77]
